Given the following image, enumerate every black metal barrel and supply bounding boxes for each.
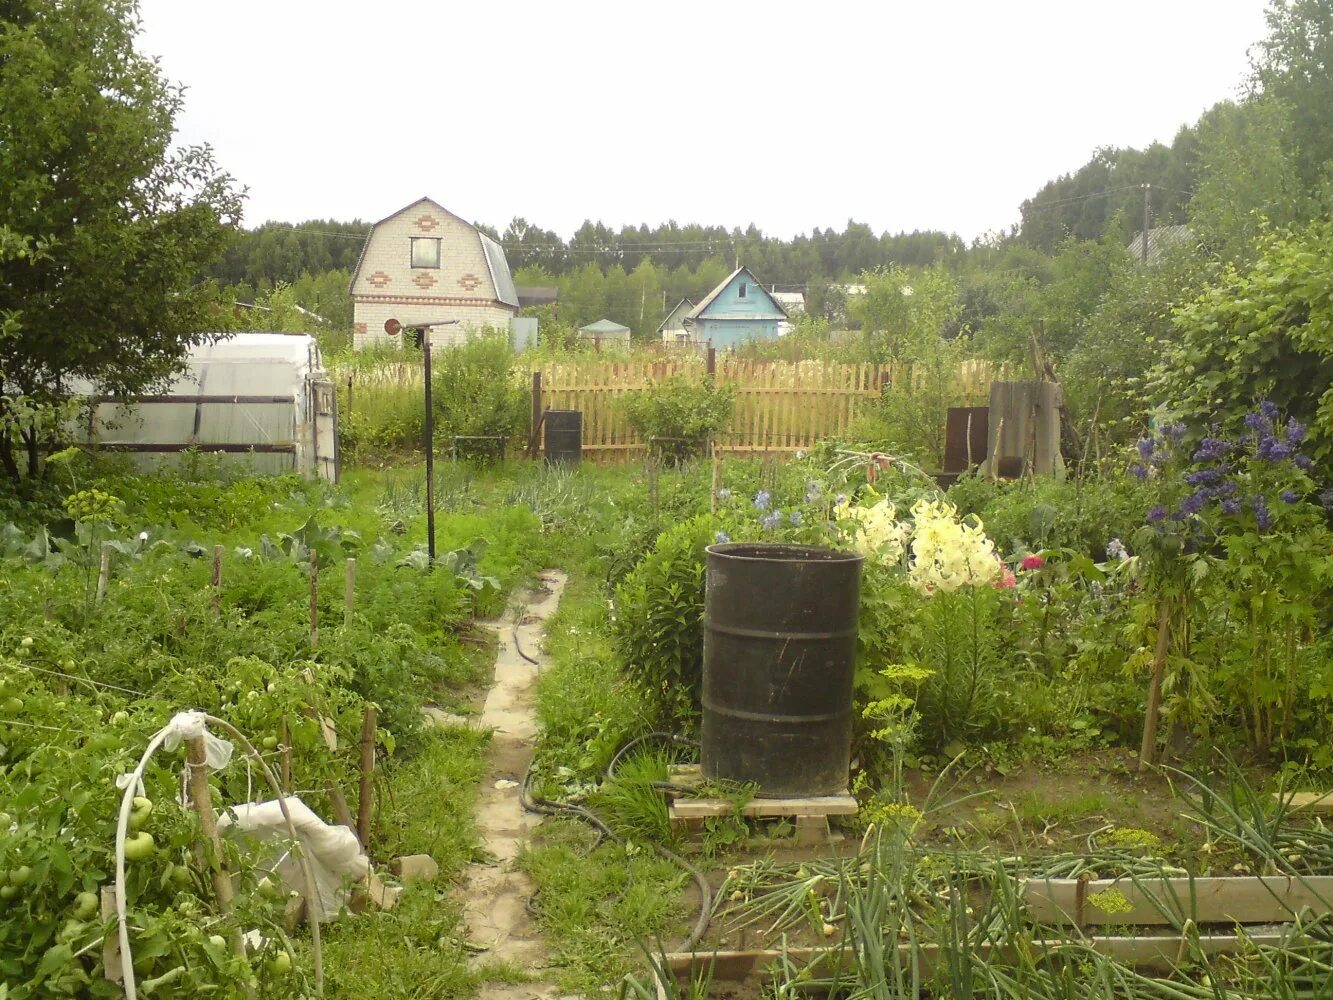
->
[544,410,582,466]
[701,542,863,797]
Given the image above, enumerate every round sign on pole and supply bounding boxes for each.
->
[384,318,401,336]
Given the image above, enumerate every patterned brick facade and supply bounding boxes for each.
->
[350,198,517,350]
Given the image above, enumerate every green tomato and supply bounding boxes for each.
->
[257,875,282,900]
[0,811,12,828]
[261,736,279,750]
[19,637,33,648]
[7,865,32,887]
[73,891,99,920]
[1,697,22,715]
[207,934,227,952]
[110,710,129,725]
[0,885,18,902]
[124,832,155,862]
[266,950,292,976]
[169,863,192,887]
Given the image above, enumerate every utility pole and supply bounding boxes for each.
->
[1141,183,1151,265]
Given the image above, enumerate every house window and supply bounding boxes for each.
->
[738,282,747,299]
[411,237,441,269]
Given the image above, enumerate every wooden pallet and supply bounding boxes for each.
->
[665,765,857,845]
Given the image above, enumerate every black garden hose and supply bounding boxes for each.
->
[520,743,713,952]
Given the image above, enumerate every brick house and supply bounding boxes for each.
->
[349,197,519,349]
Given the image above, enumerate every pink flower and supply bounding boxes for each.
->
[1021,554,1045,571]
[994,567,1017,589]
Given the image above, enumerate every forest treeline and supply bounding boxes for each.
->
[213,0,1329,349]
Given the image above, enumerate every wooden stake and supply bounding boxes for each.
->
[96,545,111,603]
[279,716,292,793]
[356,703,377,847]
[1139,597,1173,771]
[326,780,356,838]
[344,557,356,627]
[308,551,319,650]
[710,439,720,513]
[211,544,224,615]
[185,735,235,909]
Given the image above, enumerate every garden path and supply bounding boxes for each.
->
[459,571,567,1000]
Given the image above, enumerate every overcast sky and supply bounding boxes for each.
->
[135,0,1269,243]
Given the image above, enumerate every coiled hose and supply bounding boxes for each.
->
[520,732,713,951]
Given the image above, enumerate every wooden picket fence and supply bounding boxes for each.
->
[534,358,994,460]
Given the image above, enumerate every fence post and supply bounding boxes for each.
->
[530,370,542,457]
[211,545,224,615]
[96,545,112,603]
[706,346,716,376]
[357,703,377,847]
[308,552,319,650]
[344,557,356,627]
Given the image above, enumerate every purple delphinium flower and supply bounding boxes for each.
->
[714,531,731,544]
[1244,411,1268,432]
[1161,422,1186,443]
[789,510,804,526]
[1221,498,1242,515]
[1130,463,1149,480]
[1279,489,1300,505]
[717,488,732,501]
[1320,489,1333,509]
[1260,400,1280,422]
[1256,435,1292,462]
[754,490,771,511]
[1136,438,1156,461]
[834,494,848,507]
[1185,467,1228,486]
[1285,419,1307,445]
[1294,454,1314,471]
[1193,437,1229,462]
[1180,491,1208,515]
[1147,505,1167,523]
[1106,538,1129,562]
[761,511,782,530]
[1253,495,1272,531]
[804,481,822,502]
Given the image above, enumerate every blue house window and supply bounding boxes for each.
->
[739,282,747,298]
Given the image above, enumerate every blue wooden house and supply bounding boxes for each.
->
[683,267,787,347]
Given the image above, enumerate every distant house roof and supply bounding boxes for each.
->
[771,291,805,312]
[1127,224,1195,266]
[480,232,519,308]
[516,286,559,308]
[580,318,631,335]
[687,266,788,322]
[657,297,695,333]
[349,196,519,308]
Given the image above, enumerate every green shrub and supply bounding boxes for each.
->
[609,513,718,727]
[948,471,1153,558]
[431,333,529,455]
[619,375,734,464]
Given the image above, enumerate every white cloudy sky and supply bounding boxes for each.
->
[135,0,1269,242]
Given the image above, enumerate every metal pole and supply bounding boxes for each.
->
[423,332,436,564]
[1141,183,1151,265]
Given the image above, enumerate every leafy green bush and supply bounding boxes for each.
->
[1152,220,1333,465]
[431,334,529,456]
[948,471,1153,559]
[609,513,718,727]
[619,376,734,464]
